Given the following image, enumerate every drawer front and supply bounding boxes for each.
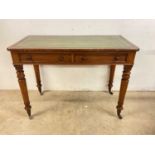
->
[17,52,128,64]
[19,53,72,64]
[74,54,128,64]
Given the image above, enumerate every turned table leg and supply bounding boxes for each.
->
[117,65,133,119]
[33,65,42,95]
[14,65,31,118]
[108,65,116,95]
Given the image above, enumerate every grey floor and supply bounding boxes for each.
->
[0,90,155,135]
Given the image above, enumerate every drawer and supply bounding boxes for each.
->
[19,53,72,64]
[74,54,127,64]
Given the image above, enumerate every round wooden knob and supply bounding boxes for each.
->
[114,56,120,61]
[25,55,32,61]
[80,56,87,62]
[58,55,64,62]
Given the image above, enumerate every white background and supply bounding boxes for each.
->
[0,0,155,154]
[0,19,155,91]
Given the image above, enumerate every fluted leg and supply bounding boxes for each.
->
[14,65,31,118]
[33,65,42,95]
[117,65,133,119]
[108,65,116,95]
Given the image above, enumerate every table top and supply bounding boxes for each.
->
[8,35,139,51]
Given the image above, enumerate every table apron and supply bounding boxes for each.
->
[11,51,136,65]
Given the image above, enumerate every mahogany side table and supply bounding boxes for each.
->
[7,35,139,119]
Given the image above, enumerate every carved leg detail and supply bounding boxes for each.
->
[14,65,32,118]
[108,65,116,95]
[33,65,42,95]
[117,65,133,119]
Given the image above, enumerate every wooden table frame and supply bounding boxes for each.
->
[7,35,139,119]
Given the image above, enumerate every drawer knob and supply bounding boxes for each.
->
[114,56,121,61]
[80,56,87,62]
[25,55,32,61]
[58,55,64,62]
